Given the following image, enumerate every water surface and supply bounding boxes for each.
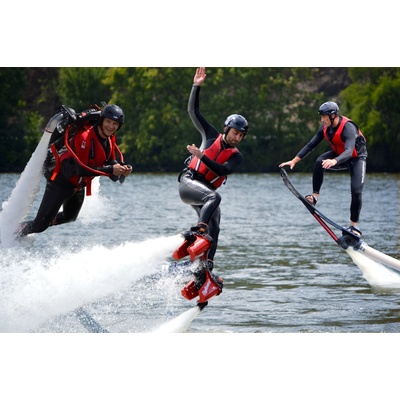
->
[0,171,399,333]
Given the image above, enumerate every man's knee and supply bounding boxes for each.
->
[206,191,222,205]
[315,155,325,166]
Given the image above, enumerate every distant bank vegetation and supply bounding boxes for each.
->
[1,67,399,173]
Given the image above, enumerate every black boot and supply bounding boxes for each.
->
[193,267,207,289]
[206,259,214,272]
[190,222,208,235]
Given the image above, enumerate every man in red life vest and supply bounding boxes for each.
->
[178,67,249,274]
[18,104,132,236]
[279,101,367,235]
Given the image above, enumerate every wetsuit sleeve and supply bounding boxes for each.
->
[335,122,358,164]
[200,151,243,176]
[297,126,325,159]
[188,85,219,150]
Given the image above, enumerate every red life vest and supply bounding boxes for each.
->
[323,116,366,157]
[51,124,119,195]
[188,134,238,189]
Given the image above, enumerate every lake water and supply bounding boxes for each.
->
[1,170,400,399]
[1,171,400,334]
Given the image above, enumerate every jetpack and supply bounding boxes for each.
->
[172,230,223,307]
[280,168,400,279]
[43,103,129,186]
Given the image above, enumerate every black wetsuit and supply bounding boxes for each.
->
[297,116,367,223]
[178,85,243,261]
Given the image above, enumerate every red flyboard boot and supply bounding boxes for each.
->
[187,235,211,262]
[181,269,223,303]
[172,240,191,260]
[172,231,197,260]
[181,280,199,300]
[198,270,223,303]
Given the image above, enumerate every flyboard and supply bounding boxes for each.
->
[150,229,225,332]
[280,168,400,289]
[172,231,223,307]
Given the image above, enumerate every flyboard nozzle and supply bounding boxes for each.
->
[187,235,211,262]
[172,233,211,261]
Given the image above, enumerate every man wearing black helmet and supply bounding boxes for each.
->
[18,104,132,236]
[279,101,367,235]
[178,67,248,271]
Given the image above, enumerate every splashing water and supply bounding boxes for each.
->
[0,131,51,248]
[0,133,194,333]
[152,306,201,333]
[0,234,183,332]
[346,247,400,291]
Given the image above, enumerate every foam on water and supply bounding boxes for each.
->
[0,234,182,332]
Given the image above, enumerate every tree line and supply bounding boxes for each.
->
[1,67,399,173]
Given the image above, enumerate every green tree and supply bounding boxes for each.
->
[340,67,400,171]
[0,68,44,171]
[107,67,324,172]
[106,67,195,171]
[57,67,111,111]
[3,67,399,173]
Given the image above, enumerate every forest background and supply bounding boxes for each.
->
[1,67,399,173]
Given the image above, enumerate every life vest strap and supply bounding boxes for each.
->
[50,143,61,181]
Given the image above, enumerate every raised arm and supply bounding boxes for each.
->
[187,67,218,150]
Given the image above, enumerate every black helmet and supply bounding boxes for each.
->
[224,114,249,135]
[318,101,339,116]
[100,104,125,130]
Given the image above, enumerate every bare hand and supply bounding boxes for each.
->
[193,67,207,86]
[187,144,203,159]
[279,156,300,170]
[113,164,133,177]
[322,159,337,169]
[279,160,296,169]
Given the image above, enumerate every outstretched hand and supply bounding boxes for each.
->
[193,67,207,86]
[187,143,203,159]
[279,156,300,170]
[279,161,295,169]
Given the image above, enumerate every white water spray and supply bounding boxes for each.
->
[152,306,201,333]
[0,125,201,333]
[0,131,51,248]
[346,247,400,289]
[0,234,183,332]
